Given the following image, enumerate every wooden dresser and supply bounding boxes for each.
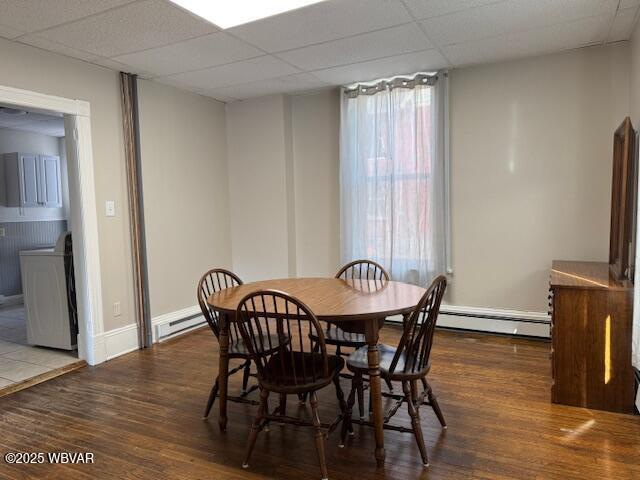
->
[549,260,634,413]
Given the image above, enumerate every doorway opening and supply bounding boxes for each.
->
[0,84,105,394]
[0,106,80,389]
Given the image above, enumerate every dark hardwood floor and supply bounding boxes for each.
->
[0,326,639,479]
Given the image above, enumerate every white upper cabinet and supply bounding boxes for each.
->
[38,155,62,207]
[3,152,62,208]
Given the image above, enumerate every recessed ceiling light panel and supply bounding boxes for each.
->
[169,0,326,29]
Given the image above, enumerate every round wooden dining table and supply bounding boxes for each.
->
[207,277,426,467]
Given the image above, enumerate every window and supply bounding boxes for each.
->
[340,73,448,286]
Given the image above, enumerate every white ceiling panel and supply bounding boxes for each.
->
[204,73,329,101]
[0,0,638,101]
[229,0,412,53]
[91,57,155,78]
[0,0,134,33]
[161,55,301,90]
[275,23,432,71]
[312,49,448,85]
[0,111,56,126]
[112,32,263,77]
[19,35,99,62]
[402,0,504,20]
[621,0,640,8]
[421,0,617,47]
[442,15,610,66]
[16,119,66,137]
[609,7,639,42]
[34,0,217,57]
[0,109,64,136]
[0,23,24,39]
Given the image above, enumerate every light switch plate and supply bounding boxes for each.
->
[0,228,5,237]
[105,200,115,217]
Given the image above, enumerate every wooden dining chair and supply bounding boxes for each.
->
[341,275,448,467]
[197,268,258,419]
[236,290,347,480]
[309,259,392,416]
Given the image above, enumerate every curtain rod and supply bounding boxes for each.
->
[343,72,441,98]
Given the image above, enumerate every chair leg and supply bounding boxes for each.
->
[298,392,308,405]
[203,376,219,419]
[403,381,429,467]
[332,374,348,448]
[242,387,269,469]
[411,379,419,403]
[279,393,287,417]
[341,376,358,446]
[356,372,365,419]
[424,378,447,428]
[310,391,329,480]
[242,361,251,393]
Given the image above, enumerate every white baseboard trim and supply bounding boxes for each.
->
[388,304,550,338]
[438,304,549,338]
[94,323,140,361]
[152,305,205,343]
[89,302,549,365]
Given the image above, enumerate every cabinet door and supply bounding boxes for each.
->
[19,153,39,207]
[38,155,61,207]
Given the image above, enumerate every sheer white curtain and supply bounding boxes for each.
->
[340,74,447,286]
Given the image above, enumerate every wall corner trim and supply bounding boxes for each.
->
[93,323,140,362]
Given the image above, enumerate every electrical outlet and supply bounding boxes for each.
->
[105,200,116,217]
[113,301,122,317]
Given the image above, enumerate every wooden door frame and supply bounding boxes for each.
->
[0,84,106,365]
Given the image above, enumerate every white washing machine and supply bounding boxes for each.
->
[19,232,77,350]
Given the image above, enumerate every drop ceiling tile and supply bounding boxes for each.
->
[421,0,616,47]
[19,35,99,62]
[229,0,413,53]
[608,7,639,42]
[312,49,448,85]
[91,58,155,78]
[275,23,431,71]
[0,111,55,127]
[0,23,24,39]
[161,55,301,90]
[402,0,505,19]
[0,0,135,33]
[203,73,329,100]
[35,0,217,58]
[111,32,263,77]
[17,119,66,137]
[442,15,610,66]
[620,0,640,8]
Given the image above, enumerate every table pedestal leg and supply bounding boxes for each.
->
[218,313,230,432]
[365,318,385,467]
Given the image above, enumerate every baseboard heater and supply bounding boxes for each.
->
[155,312,206,341]
[387,304,551,338]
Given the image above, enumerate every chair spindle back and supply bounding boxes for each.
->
[335,259,390,281]
[197,268,243,341]
[236,290,329,388]
[389,275,447,375]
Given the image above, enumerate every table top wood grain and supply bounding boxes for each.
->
[207,277,426,321]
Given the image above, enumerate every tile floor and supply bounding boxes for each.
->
[0,304,78,387]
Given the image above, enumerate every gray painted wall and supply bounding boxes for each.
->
[0,220,67,296]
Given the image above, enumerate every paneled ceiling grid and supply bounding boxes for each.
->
[0,0,637,102]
